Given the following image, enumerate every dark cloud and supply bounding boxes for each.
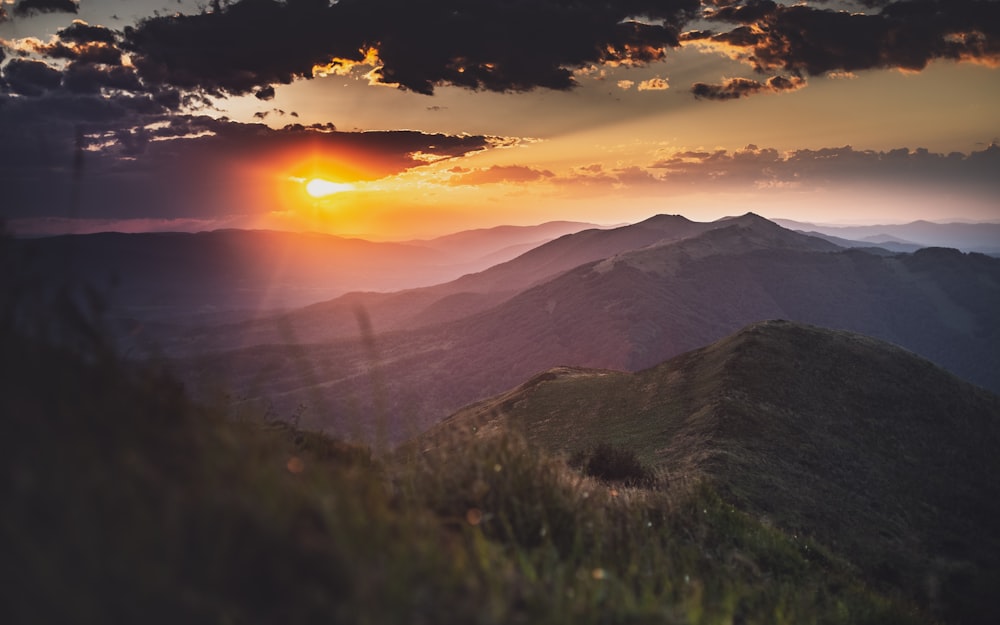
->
[62,62,143,93]
[9,0,993,107]
[694,0,1000,77]
[548,143,1000,201]
[645,143,1000,193]
[253,85,275,101]
[0,20,168,100]
[13,0,79,17]
[123,0,358,96]
[704,0,778,24]
[22,39,124,65]
[691,74,805,99]
[120,0,700,96]
[366,1,696,95]
[3,58,63,96]
[57,21,120,45]
[251,108,293,120]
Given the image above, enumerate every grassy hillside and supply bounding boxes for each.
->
[437,320,1000,624]
[1,287,930,624]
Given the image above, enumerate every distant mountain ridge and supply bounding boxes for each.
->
[157,213,805,353]
[774,218,1000,254]
[402,220,607,262]
[8,221,602,324]
[435,320,1000,625]
[176,214,1000,443]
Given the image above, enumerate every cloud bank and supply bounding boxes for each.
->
[503,143,1000,199]
[4,1,997,103]
[687,0,1000,96]
[120,0,700,96]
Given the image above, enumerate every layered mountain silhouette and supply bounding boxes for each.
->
[435,320,1000,625]
[176,214,1000,441]
[775,218,1000,255]
[157,213,823,353]
[402,220,608,262]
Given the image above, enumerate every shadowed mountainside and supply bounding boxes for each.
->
[433,320,1000,625]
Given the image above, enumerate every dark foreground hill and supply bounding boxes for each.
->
[436,320,1000,624]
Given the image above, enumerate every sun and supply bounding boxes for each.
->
[305,177,355,198]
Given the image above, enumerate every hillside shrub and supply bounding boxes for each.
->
[571,442,656,487]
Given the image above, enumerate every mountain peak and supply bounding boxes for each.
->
[593,213,839,277]
[716,212,779,228]
[633,214,696,231]
[639,213,695,223]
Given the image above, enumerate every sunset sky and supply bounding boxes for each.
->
[1,0,998,239]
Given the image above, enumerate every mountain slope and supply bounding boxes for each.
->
[437,320,1000,625]
[403,220,605,263]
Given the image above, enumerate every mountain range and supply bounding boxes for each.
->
[151,213,778,353]
[168,213,1000,442]
[775,218,1000,255]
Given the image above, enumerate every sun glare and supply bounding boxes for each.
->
[305,178,355,198]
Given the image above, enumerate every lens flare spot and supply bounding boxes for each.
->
[287,456,305,474]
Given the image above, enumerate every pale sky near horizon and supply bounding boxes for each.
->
[1,0,998,239]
